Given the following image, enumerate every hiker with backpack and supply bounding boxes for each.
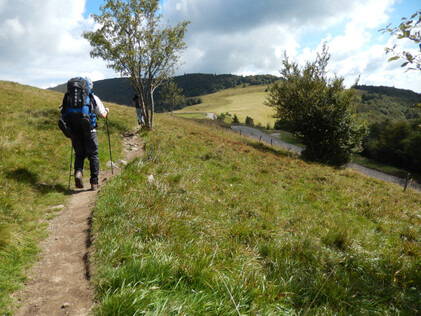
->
[58,77,109,191]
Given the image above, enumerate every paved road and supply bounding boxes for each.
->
[230,125,421,192]
[231,126,303,154]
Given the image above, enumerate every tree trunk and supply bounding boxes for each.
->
[150,88,155,129]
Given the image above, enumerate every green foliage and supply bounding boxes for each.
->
[90,114,421,315]
[216,112,232,122]
[83,0,190,128]
[173,73,279,97]
[354,85,421,122]
[184,97,201,107]
[381,10,421,71]
[232,114,239,124]
[404,132,421,172]
[266,45,367,166]
[363,119,421,173]
[245,116,254,126]
[159,80,185,115]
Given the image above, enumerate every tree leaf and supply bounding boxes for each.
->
[388,56,400,62]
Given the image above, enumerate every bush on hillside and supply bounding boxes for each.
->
[232,114,239,124]
[245,116,254,126]
[266,44,367,166]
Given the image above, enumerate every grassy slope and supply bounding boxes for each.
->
[176,85,421,179]
[0,81,136,314]
[176,84,420,127]
[175,85,276,127]
[90,114,421,315]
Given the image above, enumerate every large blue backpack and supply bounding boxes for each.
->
[59,77,97,137]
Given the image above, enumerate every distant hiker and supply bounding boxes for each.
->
[133,94,144,125]
[58,77,109,191]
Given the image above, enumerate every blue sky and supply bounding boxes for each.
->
[0,0,419,93]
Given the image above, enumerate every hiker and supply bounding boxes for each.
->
[133,94,144,125]
[59,77,109,191]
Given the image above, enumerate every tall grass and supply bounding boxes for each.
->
[0,81,135,314]
[91,114,421,315]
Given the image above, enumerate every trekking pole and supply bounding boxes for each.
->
[68,145,73,190]
[106,115,114,174]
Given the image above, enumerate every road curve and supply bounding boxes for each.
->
[230,125,421,192]
[231,125,303,154]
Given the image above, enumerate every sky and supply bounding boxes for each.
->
[0,0,420,93]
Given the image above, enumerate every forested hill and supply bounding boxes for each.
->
[173,73,279,96]
[354,85,420,123]
[49,73,279,109]
[49,75,420,120]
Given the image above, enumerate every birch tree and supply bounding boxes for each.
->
[83,0,189,129]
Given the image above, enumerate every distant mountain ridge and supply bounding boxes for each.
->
[48,73,280,111]
[48,74,420,121]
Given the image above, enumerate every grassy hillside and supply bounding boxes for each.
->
[175,85,276,127]
[90,114,421,314]
[176,84,420,127]
[0,81,136,314]
[2,80,421,314]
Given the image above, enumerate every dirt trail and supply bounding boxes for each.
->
[13,127,144,316]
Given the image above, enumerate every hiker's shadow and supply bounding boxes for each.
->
[5,168,67,194]
[65,188,94,195]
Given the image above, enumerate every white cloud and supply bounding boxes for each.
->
[0,18,25,39]
[163,0,420,92]
[0,0,6,13]
[0,0,114,88]
[0,0,418,94]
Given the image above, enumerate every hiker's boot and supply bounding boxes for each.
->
[91,183,99,191]
[75,170,84,189]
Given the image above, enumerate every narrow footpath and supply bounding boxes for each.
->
[13,127,144,316]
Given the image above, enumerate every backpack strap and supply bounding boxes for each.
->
[89,93,97,111]
[61,92,69,117]
[89,93,98,127]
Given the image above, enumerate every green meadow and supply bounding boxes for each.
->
[91,115,421,315]
[175,85,276,127]
[1,82,421,315]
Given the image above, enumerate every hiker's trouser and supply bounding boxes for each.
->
[71,131,99,184]
[136,107,144,124]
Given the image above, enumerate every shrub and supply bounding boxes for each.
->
[245,116,254,126]
[232,114,239,124]
[266,44,367,166]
